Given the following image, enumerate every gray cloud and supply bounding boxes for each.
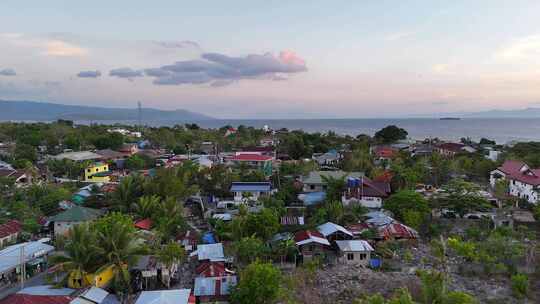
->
[0,68,16,76]
[154,40,200,49]
[77,70,101,78]
[109,67,144,80]
[144,51,307,86]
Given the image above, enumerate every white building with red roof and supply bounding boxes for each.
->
[490,160,540,204]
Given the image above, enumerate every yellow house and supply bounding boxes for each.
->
[84,162,110,182]
[68,265,116,289]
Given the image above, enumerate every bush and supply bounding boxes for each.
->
[510,273,528,299]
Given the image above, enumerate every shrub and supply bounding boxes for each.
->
[511,273,528,299]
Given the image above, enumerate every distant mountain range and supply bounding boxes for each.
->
[433,107,540,118]
[0,100,215,122]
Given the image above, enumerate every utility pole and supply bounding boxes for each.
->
[138,101,142,133]
[20,245,25,289]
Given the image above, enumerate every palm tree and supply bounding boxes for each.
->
[94,213,147,296]
[48,224,101,288]
[154,197,186,241]
[112,174,145,212]
[131,195,161,219]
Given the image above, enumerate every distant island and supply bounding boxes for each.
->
[0,100,215,122]
[440,117,461,120]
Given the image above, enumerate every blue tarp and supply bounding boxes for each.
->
[298,191,326,206]
[230,182,271,192]
[202,232,216,244]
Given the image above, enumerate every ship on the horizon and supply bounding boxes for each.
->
[439,117,461,120]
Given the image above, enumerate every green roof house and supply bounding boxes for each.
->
[49,205,103,236]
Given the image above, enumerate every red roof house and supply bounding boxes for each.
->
[0,294,73,304]
[0,219,22,246]
[134,218,153,231]
[228,154,273,162]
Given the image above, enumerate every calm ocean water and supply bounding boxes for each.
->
[86,117,540,144]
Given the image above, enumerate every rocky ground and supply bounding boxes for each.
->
[294,241,537,304]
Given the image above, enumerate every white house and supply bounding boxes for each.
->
[335,240,374,266]
[490,160,540,204]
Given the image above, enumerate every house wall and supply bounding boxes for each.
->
[84,163,110,183]
[54,221,81,236]
[0,233,17,248]
[337,251,371,266]
[299,244,327,261]
[490,169,539,204]
[303,183,327,193]
[509,180,539,204]
[490,169,506,187]
[342,196,382,209]
[233,191,269,202]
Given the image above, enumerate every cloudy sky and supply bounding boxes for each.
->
[1,1,540,118]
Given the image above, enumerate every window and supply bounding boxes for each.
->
[310,185,315,190]
[96,168,99,172]
[359,253,367,260]
[87,169,91,172]
[347,253,354,260]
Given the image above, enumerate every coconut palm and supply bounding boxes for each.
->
[131,195,161,219]
[48,223,101,288]
[112,174,145,212]
[94,213,147,295]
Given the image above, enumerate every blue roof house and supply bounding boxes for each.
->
[230,182,272,202]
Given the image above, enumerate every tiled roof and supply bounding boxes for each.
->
[228,154,272,161]
[496,160,540,186]
[436,143,465,153]
[0,294,72,304]
[0,220,21,238]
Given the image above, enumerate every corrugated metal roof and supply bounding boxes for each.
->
[336,240,374,252]
[0,241,54,274]
[230,182,271,192]
[317,222,353,237]
[194,243,224,261]
[194,276,237,296]
[134,289,191,304]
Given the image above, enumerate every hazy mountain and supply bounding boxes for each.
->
[0,100,215,122]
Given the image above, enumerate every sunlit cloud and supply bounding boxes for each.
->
[495,35,540,62]
[44,40,88,57]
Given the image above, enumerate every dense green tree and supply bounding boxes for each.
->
[232,236,268,266]
[384,190,430,223]
[374,125,408,143]
[231,261,282,304]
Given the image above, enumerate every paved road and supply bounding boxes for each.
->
[0,271,49,300]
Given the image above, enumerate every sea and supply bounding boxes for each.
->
[74,117,540,144]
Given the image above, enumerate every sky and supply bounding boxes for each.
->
[1,1,540,119]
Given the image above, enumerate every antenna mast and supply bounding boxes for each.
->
[137,101,142,132]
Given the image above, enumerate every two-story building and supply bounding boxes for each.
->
[490,160,540,204]
[84,162,111,183]
[341,177,391,209]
